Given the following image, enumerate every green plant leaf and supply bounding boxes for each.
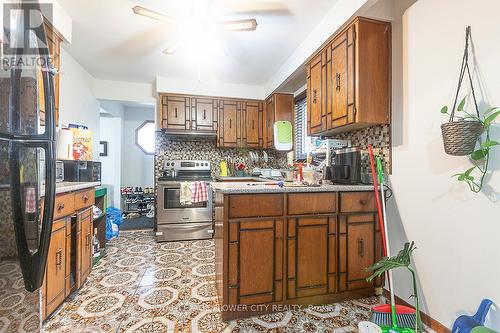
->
[481,140,500,149]
[457,96,467,111]
[483,110,500,127]
[440,106,449,114]
[484,107,500,115]
[464,167,476,177]
[457,174,466,181]
[471,149,487,161]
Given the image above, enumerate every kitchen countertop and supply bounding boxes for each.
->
[215,176,270,182]
[211,181,375,194]
[41,182,101,196]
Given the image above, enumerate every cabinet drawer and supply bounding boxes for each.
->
[287,193,337,215]
[340,192,376,213]
[74,189,95,210]
[229,194,283,218]
[54,193,75,219]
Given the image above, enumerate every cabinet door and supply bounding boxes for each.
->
[307,54,323,135]
[77,208,92,287]
[287,216,337,298]
[338,214,377,292]
[192,98,217,131]
[45,219,66,314]
[227,219,284,305]
[243,102,263,148]
[161,95,190,130]
[330,29,355,129]
[218,100,239,147]
[265,98,274,148]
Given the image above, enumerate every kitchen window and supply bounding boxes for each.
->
[136,120,155,154]
[294,94,311,160]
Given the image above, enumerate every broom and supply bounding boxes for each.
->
[367,147,417,332]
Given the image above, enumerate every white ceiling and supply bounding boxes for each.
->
[58,0,339,86]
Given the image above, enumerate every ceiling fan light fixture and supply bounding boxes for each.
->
[132,5,172,23]
[222,19,258,31]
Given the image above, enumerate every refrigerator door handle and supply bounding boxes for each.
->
[9,140,56,292]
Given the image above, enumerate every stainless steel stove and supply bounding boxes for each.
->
[156,160,213,242]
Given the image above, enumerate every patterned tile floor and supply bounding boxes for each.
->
[42,230,386,333]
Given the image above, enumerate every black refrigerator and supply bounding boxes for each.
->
[0,1,56,332]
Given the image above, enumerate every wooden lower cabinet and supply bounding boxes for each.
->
[77,208,93,288]
[215,191,381,321]
[42,191,95,321]
[44,218,68,317]
[228,219,284,306]
[287,216,336,299]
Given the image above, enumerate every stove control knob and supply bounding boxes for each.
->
[196,162,200,166]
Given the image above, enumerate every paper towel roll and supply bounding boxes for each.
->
[56,129,74,160]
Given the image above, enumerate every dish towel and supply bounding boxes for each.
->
[180,182,193,206]
[192,181,208,203]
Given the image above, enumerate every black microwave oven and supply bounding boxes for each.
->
[60,160,101,183]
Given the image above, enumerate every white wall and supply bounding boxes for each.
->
[155,76,265,100]
[121,107,155,190]
[389,0,500,330]
[99,114,122,208]
[59,47,101,160]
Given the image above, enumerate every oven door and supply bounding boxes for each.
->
[157,182,212,223]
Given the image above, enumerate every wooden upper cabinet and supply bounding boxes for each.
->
[265,93,294,149]
[307,54,325,135]
[192,98,218,131]
[218,100,240,148]
[161,95,190,131]
[39,22,62,127]
[242,101,264,148]
[306,17,391,135]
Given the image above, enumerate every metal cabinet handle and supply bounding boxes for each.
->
[203,109,206,119]
[56,248,63,268]
[83,194,89,202]
[252,120,255,130]
[174,107,178,118]
[229,119,232,129]
[358,238,365,257]
[359,199,367,205]
[312,89,317,104]
[57,203,65,212]
[336,73,341,91]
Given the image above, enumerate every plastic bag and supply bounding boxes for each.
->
[105,207,122,240]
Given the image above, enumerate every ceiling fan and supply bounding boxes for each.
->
[132,1,289,55]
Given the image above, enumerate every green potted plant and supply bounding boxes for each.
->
[441,97,500,192]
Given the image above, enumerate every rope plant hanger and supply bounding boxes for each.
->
[440,26,483,156]
[440,26,500,193]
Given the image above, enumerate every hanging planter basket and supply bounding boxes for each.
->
[441,121,483,156]
[441,26,484,156]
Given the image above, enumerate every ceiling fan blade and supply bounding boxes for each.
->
[221,19,258,31]
[132,6,173,23]
[162,41,181,55]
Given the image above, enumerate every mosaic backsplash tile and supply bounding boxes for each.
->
[155,132,288,180]
[332,124,392,174]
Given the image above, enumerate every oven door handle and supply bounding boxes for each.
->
[163,223,212,230]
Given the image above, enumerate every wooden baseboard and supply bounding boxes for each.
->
[383,289,451,333]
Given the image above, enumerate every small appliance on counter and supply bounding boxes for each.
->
[60,160,101,183]
[55,161,64,183]
[323,147,361,185]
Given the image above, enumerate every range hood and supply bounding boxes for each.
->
[161,129,217,141]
